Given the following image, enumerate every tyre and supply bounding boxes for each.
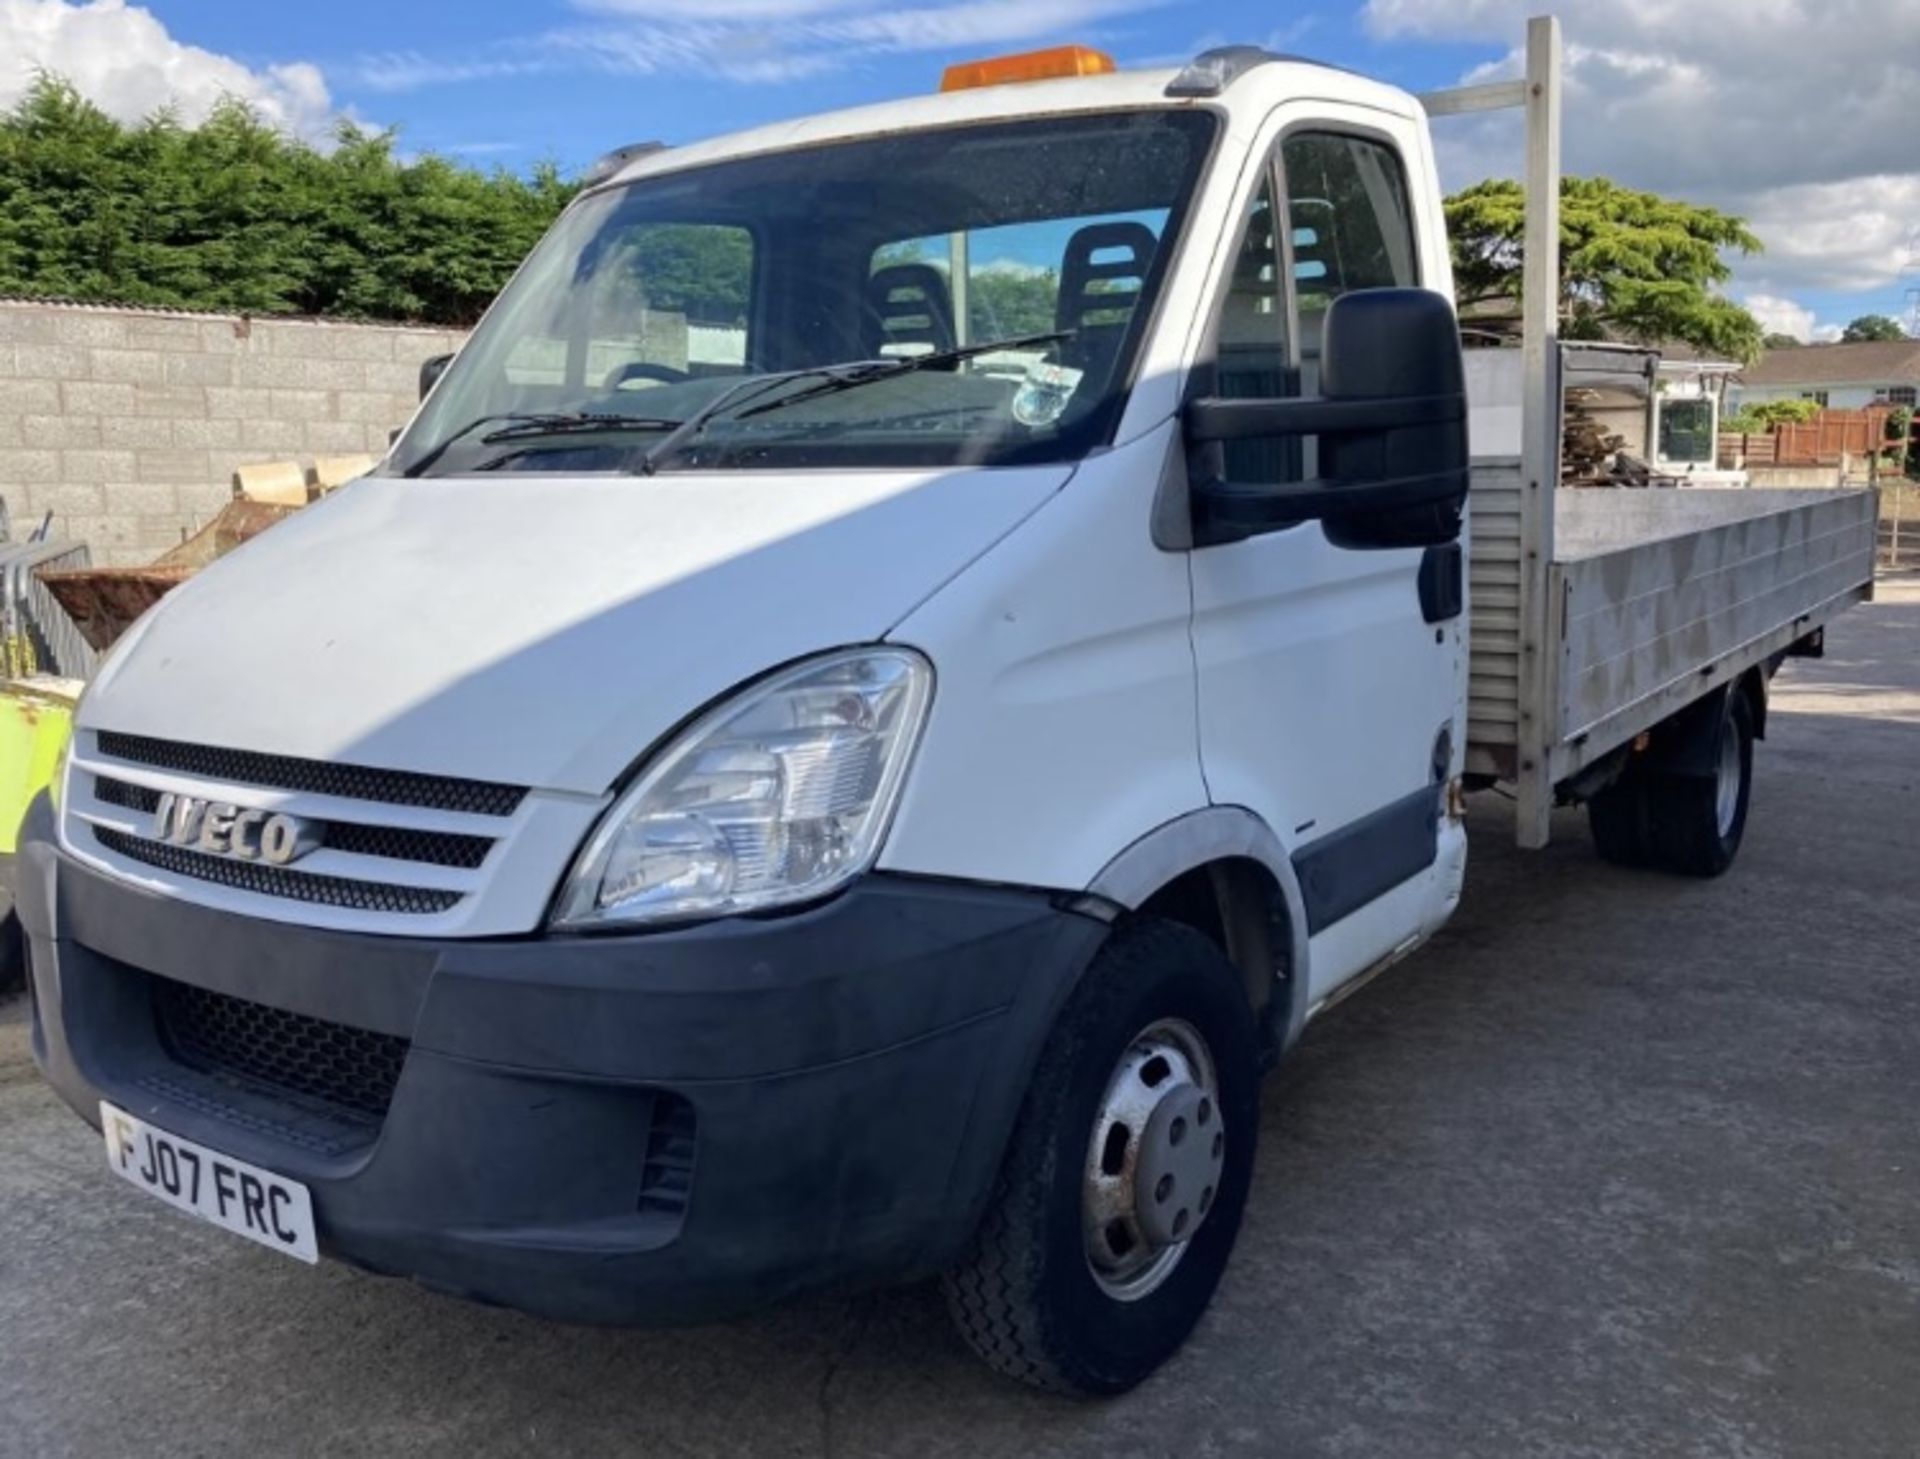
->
[1587,691,1754,877]
[942,918,1260,1396]
[1646,690,1755,877]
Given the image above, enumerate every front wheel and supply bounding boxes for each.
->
[942,918,1260,1395]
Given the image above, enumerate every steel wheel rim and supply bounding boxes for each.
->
[1715,728,1742,837]
[1081,1017,1225,1302]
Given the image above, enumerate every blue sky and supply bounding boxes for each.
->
[144,0,1496,169]
[5,1,1917,341]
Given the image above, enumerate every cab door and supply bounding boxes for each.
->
[1186,116,1468,1002]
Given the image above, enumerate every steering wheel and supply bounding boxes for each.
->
[604,361,692,389]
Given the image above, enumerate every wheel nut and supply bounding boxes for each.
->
[1156,1174,1174,1203]
[1170,1117,1187,1146]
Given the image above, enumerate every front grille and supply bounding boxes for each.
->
[94,776,493,870]
[94,776,160,813]
[154,977,409,1119]
[95,731,527,817]
[95,826,462,915]
[323,822,493,870]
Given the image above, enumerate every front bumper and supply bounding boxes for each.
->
[16,794,1104,1324]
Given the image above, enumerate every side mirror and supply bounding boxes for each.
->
[1184,288,1469,549]
[418,352,454,401]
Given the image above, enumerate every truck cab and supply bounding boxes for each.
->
[15,28,1875,1395]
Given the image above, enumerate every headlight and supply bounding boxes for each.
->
[552,647,932,929]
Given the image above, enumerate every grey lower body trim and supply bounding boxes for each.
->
[1293,784,1439,934]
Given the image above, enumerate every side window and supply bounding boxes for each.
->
[501,222,756,393]
[1282,132,1419,329]
[1203,133,1417,489]
[1212,175,1301,486]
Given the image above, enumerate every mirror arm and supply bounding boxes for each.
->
[1185,392,1463,443]
[1192,470,1471,541]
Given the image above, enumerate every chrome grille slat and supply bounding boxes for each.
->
[95,731,527,817]
[94,825,463,915]
[92,776,494,870]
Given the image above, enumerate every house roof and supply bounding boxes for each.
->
[1738,339,1920,388]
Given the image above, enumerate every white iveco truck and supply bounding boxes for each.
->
[19,18,1876,1393]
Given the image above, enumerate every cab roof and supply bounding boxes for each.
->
[595,54,1420,192]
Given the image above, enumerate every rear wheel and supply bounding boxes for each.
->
[942,918,1259,1395]
[1588,691,1754,877]
[1650,691,1754,876]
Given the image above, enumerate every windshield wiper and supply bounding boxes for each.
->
[401,411,680,478]
[635,367,861,476]
[732,331,1074,422]
[479,413,679,443]
[635,333,1074,475]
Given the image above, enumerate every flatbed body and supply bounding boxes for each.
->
[1466,457,1876,826]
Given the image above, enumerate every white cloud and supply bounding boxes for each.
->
[0,0,341,137]
[1737,175,1920,295]
[1743,294,1817,343]
[1365,0,1920,300]
[356,52,548,93]
[362,0,1167,92]
[441,140,526,158]
[574,0,874,17]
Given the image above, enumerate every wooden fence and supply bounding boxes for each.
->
[1720,406,1895,469]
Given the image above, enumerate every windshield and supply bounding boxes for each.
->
[387,111,1217,477]
[1658,397,1716,464]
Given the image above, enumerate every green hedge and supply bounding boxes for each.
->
[0,78,578,326]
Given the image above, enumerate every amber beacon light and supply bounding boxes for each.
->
[940,45,1117,92]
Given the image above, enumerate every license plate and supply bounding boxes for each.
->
[99,1102,318,1264]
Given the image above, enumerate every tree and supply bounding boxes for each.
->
[0,76,578,325]
[1841,314,1908,343]
[1762,332,1802,350]
[1446,176,1765,363]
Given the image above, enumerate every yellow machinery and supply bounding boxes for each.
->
[0,676,78,858]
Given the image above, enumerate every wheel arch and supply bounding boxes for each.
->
[1086,807,1311,1057]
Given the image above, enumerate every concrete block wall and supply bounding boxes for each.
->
[0,299,465,564]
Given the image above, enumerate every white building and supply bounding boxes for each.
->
[1729,339,1920,412]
